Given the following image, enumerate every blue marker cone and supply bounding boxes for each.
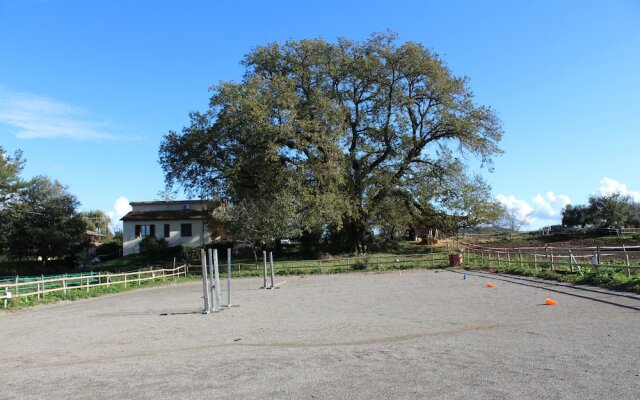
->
[463,273,467,280]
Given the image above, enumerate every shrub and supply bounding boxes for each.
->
[139,237,168,260]
[579,268,616,286]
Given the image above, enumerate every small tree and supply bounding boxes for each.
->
[497,206,529,236]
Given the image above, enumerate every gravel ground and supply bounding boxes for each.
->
[1,269,639,399]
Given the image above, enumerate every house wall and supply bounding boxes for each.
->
[123,219,210,256]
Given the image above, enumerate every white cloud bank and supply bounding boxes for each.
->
[106,197,132,232]
[0,90,124,141]
[496,177,640,230]
[598,177,640,202]
[495,194,534,223]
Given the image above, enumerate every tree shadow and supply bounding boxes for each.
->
[450,269,640,312]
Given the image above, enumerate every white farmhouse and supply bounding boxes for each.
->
[121,200,222,256]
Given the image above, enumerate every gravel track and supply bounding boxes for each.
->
[1,269,639,399]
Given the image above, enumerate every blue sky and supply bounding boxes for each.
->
[1,0,639,230]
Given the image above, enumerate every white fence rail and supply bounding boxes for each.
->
[2,265,187,308]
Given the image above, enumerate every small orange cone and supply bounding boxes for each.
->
[545,297,558,306]
[486,282,494,288]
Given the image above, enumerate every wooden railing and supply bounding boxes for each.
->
[457,241,640,276]
[1,265,187,307]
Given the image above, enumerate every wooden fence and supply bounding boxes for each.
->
[184,252,453,275]
[2,265,187,308]
[457,241,640,277]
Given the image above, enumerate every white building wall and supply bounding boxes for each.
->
[123,219,210,256]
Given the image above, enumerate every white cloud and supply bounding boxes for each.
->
[532,191,571,219]
[597,177,640,202]
[496,191,571,229]
[0,90,124,141]
[107,196,132,232]
[495,194,534,223]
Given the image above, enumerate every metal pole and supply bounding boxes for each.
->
[213,249,222,308]
[200,249,210,314]
[208,248,216,311]
[263,251,267,289]
[269,251,275,289]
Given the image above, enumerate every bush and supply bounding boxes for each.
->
[139,237,168,260]
[578,268,616,286]
[95,242,121,261]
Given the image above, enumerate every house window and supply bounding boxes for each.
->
[180,223,192,237]
[135,224,155,238]
[164,224,170,238]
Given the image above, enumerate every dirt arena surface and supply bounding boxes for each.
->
[2,269,639,399]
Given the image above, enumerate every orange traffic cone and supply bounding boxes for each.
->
[545,297,558,306]
[486,282,494,288]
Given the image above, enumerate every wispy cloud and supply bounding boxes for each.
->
[0,90,126,141]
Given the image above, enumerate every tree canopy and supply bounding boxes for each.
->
[562,194,640,229]
[1,148,89,263]
[4,176,87,261]
[160,32,503,251]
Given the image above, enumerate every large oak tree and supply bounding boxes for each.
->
[160,32,503,250]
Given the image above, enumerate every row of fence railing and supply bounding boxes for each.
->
[457,241,640,277]
[5,245,638,308]
[184,252,453,274]
[2,265,187,308]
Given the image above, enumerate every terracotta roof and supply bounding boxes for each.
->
[120,210,207,221]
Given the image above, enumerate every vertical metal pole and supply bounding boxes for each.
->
[263,251,267,289]
[226,248,233,306]
[208,248,216,311]
[214,249,222,308]
[200,249,210,314]
[269,251,275,289]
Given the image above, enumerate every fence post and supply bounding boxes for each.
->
[15,276,19,296]
[518,252,523,268]
[124,273,127,288]
[63,274,67,295]
[550,254,555,271]
[534,254,537,269]
[40,274,44,300]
